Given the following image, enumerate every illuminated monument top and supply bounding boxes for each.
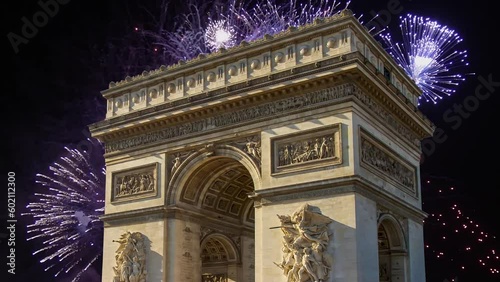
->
[90,10,433,148]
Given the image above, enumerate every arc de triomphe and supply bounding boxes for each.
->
[90,10,433,282]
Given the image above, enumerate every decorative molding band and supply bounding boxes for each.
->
[104,12,355,91]
[359,129,417,197]
[92,52,360,131]
[104,83,351,153]
[272,124,342,174]
[250,175,426,221]
[104,83,419,154]
[352,86,420,147]
[111,163,159,203]
[252,184,356,207]
[100,206,167,225]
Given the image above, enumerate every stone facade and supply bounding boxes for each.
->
[90,10,433,282]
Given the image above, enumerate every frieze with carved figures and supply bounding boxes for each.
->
[272,125,342,174]
[360,129,417,196]
[112,163,158,203]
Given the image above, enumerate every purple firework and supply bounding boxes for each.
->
[379,14,472,105]
[23,138,105,282]
[140,0,350,62]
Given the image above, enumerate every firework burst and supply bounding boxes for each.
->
[379,14,472,105]
[141,0,350,63]
[293,0,350,26]
[138,3,209,63]
[226,0,350,43]
[205,19,238,51]
[23,138,105,281]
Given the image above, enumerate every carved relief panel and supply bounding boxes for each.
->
[228,135,262,169]
[360,129,417,197]
[111,163,158,203]
[272,124,342,174]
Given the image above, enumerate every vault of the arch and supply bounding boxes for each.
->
[179,157,255,224]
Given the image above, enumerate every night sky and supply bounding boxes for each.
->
[2,0,499,281]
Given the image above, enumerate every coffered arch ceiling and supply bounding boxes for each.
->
[179,157,255,225]
[200,234,239,264]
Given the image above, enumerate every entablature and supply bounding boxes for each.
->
[89,11,435,156]
[91,67,433,156]
[94,11,424,120]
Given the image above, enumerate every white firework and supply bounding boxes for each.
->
[205,19,238,51]
[379,14,472,105]
[142,0,350,62]
[23,138,105,281]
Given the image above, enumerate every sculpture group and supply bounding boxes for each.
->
[116,173,155,197]
[278,136,335,167]
[274,204,333,282]
[113,231,147,282]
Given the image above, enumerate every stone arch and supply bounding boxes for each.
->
[377,213,407,282]
[167,144,262,207]
[166,144,259,281]
[201,233,240,264]
[200,233,241,281]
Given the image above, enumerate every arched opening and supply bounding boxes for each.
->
[378,214,407,282]
[169,146,259,282]
[200,234,239,282]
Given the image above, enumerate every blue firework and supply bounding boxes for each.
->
[23,138,105,281]
[142,0,350,62]
[379,14,472,105]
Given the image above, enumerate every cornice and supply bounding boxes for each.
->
[249,175,427,222]
[98,177,426,225]
[100,205,254,235]
[90,51,361,133]
[352,63,434,138]
[91,55,432,154]
[345,17,423,95]
[100,11,358,96]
